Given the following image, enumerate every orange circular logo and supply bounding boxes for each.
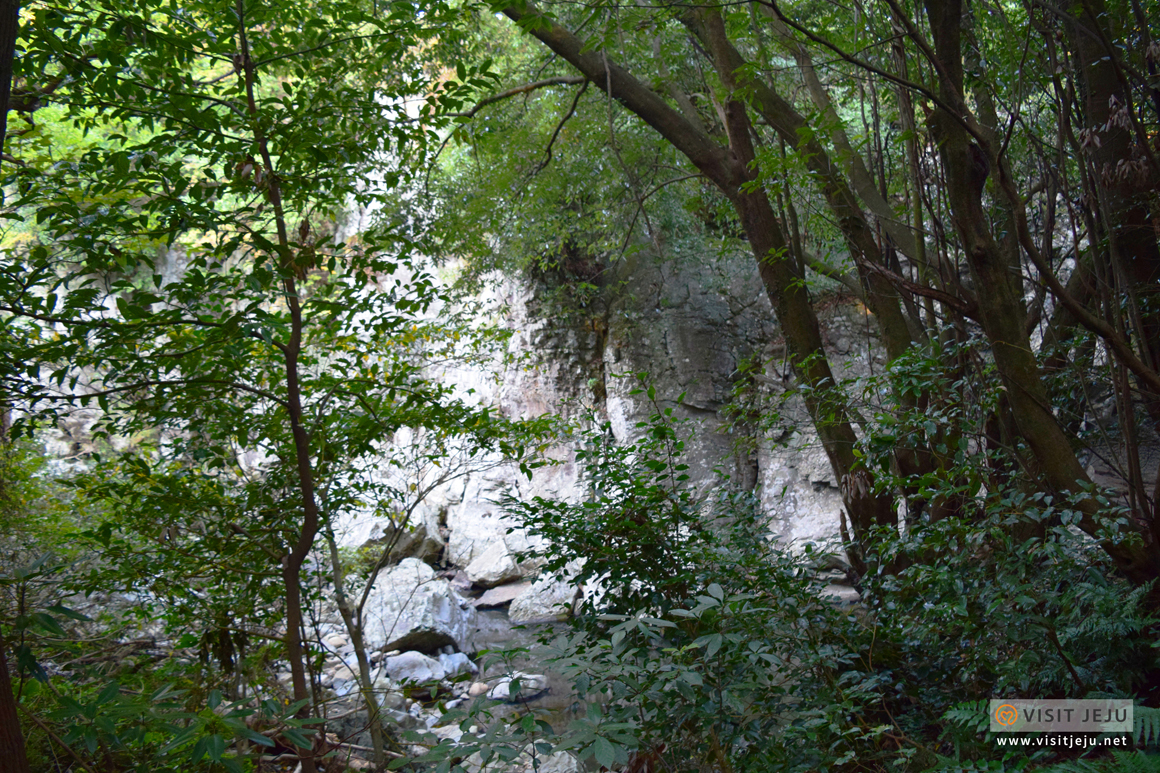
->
[994,704,1019,726]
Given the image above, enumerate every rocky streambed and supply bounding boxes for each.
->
[297,555,584,769]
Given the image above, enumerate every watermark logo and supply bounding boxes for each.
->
[987,700,1132,733]
[994,704,1019,727]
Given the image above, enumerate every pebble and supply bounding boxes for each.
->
[468,681,489,697]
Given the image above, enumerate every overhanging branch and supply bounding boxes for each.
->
[448,76,587,120]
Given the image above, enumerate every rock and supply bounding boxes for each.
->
[376,684,407,710]
[467,681,489,697]
[448,569,472,591]
[328,663,358,682]
[473,581,532,608]
[446,505,508,569]
[464,541,522,588]
[361,522,443,566]
[438,652,478,678]
[372,672,407,708]
[324,633,349,649]
[431,725,464,744]
[383,707,422,731]
[509,574,576,623]
[487,672,548,701]
[361,558,477,653]
[821,584,861,607]
[537,753,580,773]
[382,651,446,684]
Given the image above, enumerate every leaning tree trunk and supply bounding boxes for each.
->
[501,2,897,572]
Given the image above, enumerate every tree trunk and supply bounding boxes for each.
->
[922,0,1160,593]
[1066,0,1160,429]
[0,1,31,764]
[325,529,387,766]
[501,2,896,570]
[0,619,30,773]
[236,3,321,768]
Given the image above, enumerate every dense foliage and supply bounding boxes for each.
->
[2,0,1160,770]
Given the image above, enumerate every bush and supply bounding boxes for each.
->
[492,378,1160,773]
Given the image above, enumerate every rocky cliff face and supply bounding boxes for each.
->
[339,247,881,586]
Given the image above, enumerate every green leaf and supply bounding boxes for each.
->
[31,612,66,637]
[95,681,121,706]
[45,604,92,622]
[282,728,314,750]
[593,737,616,769]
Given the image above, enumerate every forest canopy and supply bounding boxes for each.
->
[2,0,1160,770]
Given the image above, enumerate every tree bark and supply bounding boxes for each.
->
[0,0,17,149]
[0,0,32,767]
[1065,0,1160,429]
[237,2,320,769]
[0,620,30,773]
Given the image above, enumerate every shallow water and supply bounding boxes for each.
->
[469,609,581,730]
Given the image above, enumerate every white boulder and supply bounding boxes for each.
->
[486,672,548,701]
[509,573,577,623]
[464,541,522,588]
[361,558,477,653]
[439,652,478,678]
[382,651,446,684]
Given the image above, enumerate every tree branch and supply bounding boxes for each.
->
[532,79,588,174]
[448,76,586,119]
[857,257,979,319]
[37,378,289,409]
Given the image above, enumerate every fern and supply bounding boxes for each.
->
[944,701,991,734]
[1138,706,1160,747]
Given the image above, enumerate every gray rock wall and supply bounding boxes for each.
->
[375,248,880,579]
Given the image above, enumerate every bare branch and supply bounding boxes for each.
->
[532,79,589,174]
[448,76,587,120]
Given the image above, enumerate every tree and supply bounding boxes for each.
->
[0,0,505,769]
[0,0,32,765]
[464,0,1160,589]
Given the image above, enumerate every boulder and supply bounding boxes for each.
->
[361,522,443,567]
[446,511,509,569]
[509,574,576,623]
[538,753,580,773]
[486,672,548,701]
[438,652,478,678]
[462,749,578,773]
[473,581,531,608]
[362,558,477,653]
[464,541,522,588]
[821,584,861,607]
[382,651,446,684]
[327,663,358,682]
